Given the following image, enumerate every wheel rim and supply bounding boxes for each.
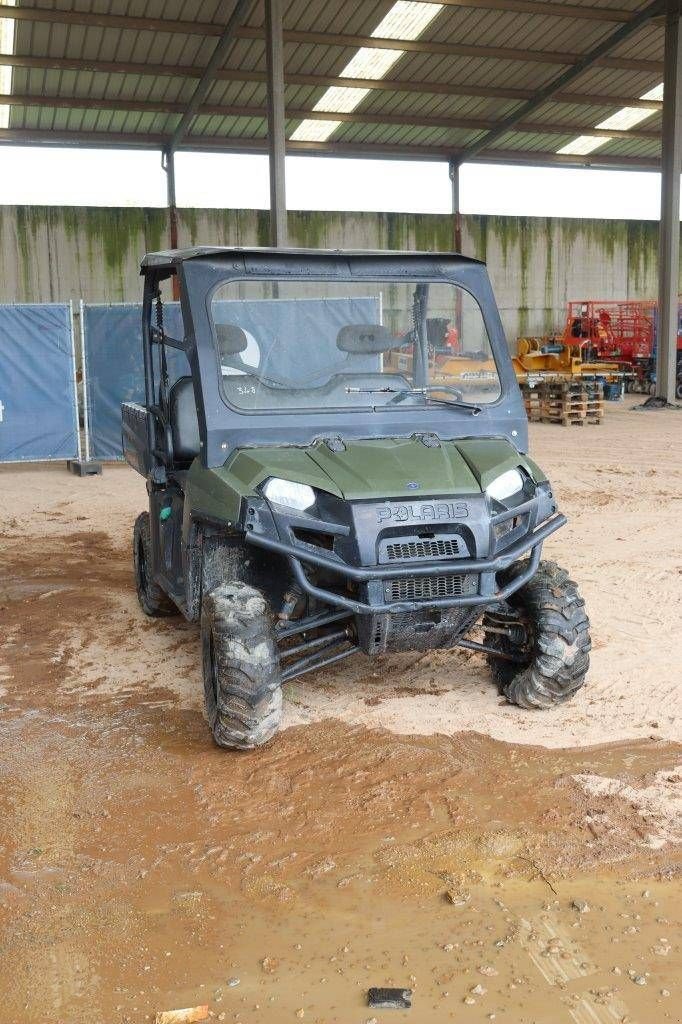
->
[485,608,534,666]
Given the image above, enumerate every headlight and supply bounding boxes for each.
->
[262,477,315,511]
[485,468,524,503]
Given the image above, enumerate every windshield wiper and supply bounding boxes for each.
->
[345,386,400,394]
[388,387,482,416]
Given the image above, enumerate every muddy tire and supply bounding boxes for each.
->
[483,560,590,709]
[133,512,177,617]
[201,582,282,750]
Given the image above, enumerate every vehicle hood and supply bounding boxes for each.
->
[223,436,544,502]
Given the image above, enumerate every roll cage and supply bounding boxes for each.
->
[140,247,528,470]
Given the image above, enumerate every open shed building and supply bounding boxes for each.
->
[0,0,680,401]
[0,6,682,1024]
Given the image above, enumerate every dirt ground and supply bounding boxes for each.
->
[0,395,680,1024]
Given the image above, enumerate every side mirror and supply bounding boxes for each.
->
[215,323,248,355]
[337,324,396,354]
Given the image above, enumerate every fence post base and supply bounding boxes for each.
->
[67,459,103,477]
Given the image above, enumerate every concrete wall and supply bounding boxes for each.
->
[0,205,677,341]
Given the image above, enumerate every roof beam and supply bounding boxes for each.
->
[0,1,642,38]
[0,5,663,72]
[457,0,667,162]
[427,0,635,19]
[167,0,253,153]
[0,52,664,111]
[0,127,661,170]
[0,91,662,140]
[236,26,664,73]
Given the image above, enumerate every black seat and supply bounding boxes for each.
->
[169,376,200,464]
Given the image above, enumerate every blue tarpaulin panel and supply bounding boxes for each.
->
[82,303,188,461]
[0,303,79,463]
[83,298,378,460]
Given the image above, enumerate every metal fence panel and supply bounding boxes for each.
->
[82,298,379,460]
[0,303,79,463]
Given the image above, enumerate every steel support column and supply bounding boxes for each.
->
[449,159,463,251]
[265,0,287,247]
[449,159,464,345]
[656,0,682,404]
[162,146,180,296]
[163,146,179,250]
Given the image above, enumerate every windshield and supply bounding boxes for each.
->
[210,278,501,412]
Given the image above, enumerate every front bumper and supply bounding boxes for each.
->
[245,493,565,615]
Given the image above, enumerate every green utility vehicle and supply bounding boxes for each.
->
[123,248,590,750]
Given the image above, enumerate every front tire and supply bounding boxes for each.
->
[133,512,177,617]
[483,560,590,709]
[201,582,283,750]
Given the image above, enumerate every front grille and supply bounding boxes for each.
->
[385,538,461,561]
[385,573,477,603]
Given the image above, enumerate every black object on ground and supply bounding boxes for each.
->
[367,987,413,1009]
[67,459,103,476]
[633,396,681,411]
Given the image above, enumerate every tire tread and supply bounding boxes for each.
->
[202,582,282,750]
[483,560,591,710]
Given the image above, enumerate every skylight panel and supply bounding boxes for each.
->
[556,81,664,159]
[373,1,444,40]
[342,47,405,82]
[313,86,371,114]
[557,136,607,156]
[291,2,442,143]
[595,107,656,131]
[292,119,344,143]
[641,83,664,102]
[0,0,16,131]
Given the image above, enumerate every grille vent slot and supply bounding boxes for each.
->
[385,573,476,603]
[385,537,461,561]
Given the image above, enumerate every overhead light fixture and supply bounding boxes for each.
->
[557,81,663,158]
[0,0,16,130]
[291,2,443,143]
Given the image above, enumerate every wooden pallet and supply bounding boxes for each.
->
[521,380,604,426]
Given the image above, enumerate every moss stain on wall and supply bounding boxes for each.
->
[143,209,167,257]
[544,217,555,316]
[290,210,331,249]
[626,221,659,296]
[80,208,146,299]
[466,215,488,264]
[413,214,453,254]
[15,206,44,301]
[1,206,678,319]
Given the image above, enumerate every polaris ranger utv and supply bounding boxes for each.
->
[123,248,590,750]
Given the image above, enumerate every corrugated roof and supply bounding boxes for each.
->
[0,0,668,169]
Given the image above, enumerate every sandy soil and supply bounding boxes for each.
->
[2,395,680,748]
[0,395,681,1023]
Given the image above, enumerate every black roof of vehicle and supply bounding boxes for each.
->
[140,246,485,271]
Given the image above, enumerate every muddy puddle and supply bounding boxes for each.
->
[1,700,680,1024]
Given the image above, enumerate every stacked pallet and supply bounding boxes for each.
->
[522,379,604,426]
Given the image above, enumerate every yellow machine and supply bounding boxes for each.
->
[513,336,621,383]
[384,346,499,391]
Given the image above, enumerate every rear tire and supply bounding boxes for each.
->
[483,560,590,709]
[133,512,177,617]
[201,582,283,750]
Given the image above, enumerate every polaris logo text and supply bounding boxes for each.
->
[376,501,469,524]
